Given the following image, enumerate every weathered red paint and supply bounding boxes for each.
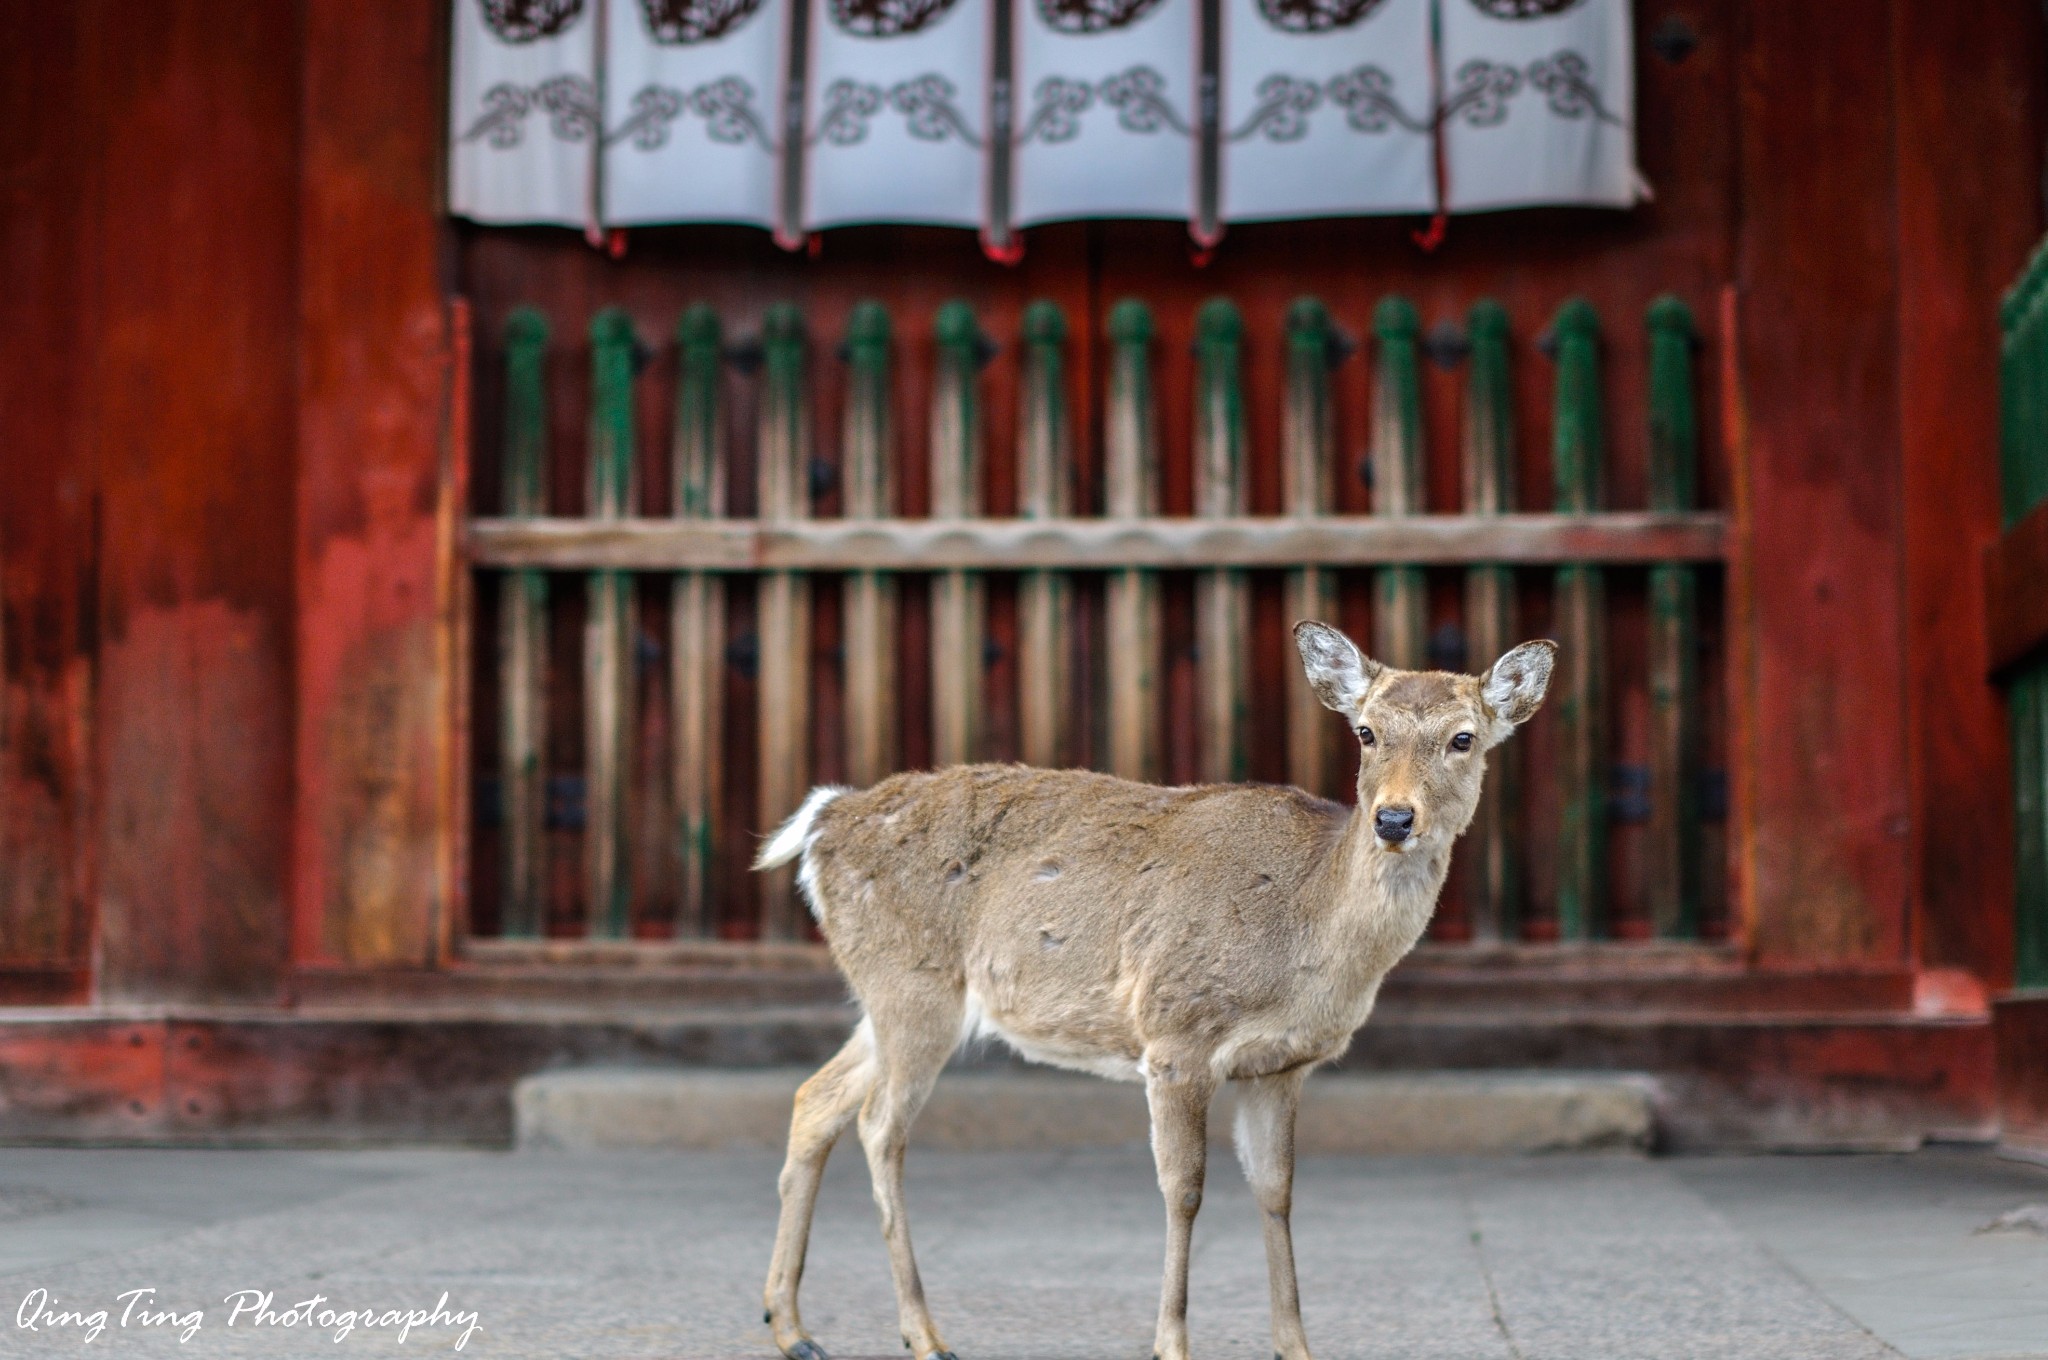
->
[292,0,456,969]
[0,4,96,984]
[0,1022,169,1140]
[1734,1,1910,966]
[97,604,292,1001]
[88,0,300,1003]
[1896,1,2041,988]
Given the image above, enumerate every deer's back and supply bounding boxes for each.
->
[802,765,1352,1075]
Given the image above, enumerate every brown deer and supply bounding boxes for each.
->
[757,621,1556,1360]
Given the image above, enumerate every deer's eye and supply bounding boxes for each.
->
[1450,732,1475,753]
[1356,726,1376,747]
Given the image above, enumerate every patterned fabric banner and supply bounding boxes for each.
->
[1009,0,1198,229]
[450,0,599,226]
[447,0,1643,243]
[1439,0,1639,212]
[604,0,785,229]
[1218,0,1435,224]
[804,0,990,231]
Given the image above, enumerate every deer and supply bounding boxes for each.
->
[756,621,1556,1360]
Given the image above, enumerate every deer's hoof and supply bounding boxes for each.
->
[784,1340,829,1360]
[925,1352,960,1360]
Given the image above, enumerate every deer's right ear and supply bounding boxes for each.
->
[1294,621,1380,715]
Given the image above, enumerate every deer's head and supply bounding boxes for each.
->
[1294,621,1555,855]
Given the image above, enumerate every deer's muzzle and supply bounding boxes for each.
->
[1373,805,1416,844]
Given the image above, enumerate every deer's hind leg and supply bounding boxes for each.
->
[858,981,967,1360]
[766,1023,878,1360]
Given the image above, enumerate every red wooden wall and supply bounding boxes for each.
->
[0,0,2040,1001]
[293,0,461,970]
[1,6,97,1003]
[1894,5,2035,986]
[2,1,303,1004]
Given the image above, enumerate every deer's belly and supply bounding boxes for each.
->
[962,983,1147,1082]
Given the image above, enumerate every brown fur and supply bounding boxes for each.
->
[758,622,1556,1360]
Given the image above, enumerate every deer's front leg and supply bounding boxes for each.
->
[1233,1068,1312,1360]
[1144,1058,1215,1360]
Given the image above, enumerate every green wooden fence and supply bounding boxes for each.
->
[471,294,1724,946]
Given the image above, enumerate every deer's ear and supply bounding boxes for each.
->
[1294,621,1381,715]
[1481,640,1557,733]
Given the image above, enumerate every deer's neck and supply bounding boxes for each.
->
[1318,808,1451,990]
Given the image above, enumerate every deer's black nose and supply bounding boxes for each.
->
[1374,805,1415,843]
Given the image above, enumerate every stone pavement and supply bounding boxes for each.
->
[0,1144,2043,1360]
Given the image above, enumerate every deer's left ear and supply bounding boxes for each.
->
[1480,640,1557,738]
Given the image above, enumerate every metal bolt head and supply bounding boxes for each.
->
[1422,320,1471,370]
[1650,15,1699,64]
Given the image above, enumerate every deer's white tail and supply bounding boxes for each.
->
[755,785,850,873]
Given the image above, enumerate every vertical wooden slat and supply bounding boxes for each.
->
[1462,298,1518,941]
[671,303,725,937]
[1646,295,1701,940]
[2014,262,2048,524]
[2028,277,2048,985]
[1017,299,1073,769]
[756,303,812,938]
[2027,280,2048,986]
[1549,297,1607,942]
[1194,299,1249,784]
[2003,258,2048,987]
[1372,296,1427,669]
[1105,299,1162,782]
[441,299,478,963]
[585,307,638,938]
[497,306,550,939]
[440,297,475,964]
[1282,297,1338,796]
[929,300,986,768]
[841,300,897,786]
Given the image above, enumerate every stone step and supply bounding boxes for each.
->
[513,1067,1655,1155]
